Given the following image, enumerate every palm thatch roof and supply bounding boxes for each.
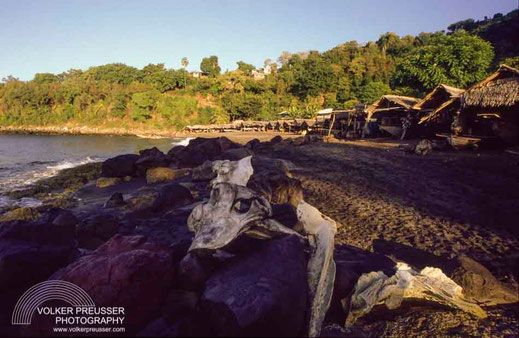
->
[463,65,519,108]
[414,84,465,110]
[365,95,420,114]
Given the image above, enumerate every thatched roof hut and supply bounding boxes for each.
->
[463,65,519,108]
[415,84,465,111]
[364,95,420,137]
[416,84,465,125]
[455,65,519,145]
[365,95,421,115]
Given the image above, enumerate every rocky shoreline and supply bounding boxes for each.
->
[1,135,518,337]
[0,124,181,138]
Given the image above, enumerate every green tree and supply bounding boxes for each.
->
[393,30,494,92]
[200,56,221,77]
[236,61,255,74]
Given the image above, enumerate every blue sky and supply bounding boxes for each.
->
[0,0,517,80]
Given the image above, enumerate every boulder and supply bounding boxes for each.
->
[176,137,241,167]
[219,147,253,161]
[192,161,216,181]
[135,155,170,176]
[451,255,518,305]
[146,167,190,184]
[101,154,140,178]
[152,184,194,212]
[270,135,283,144]
[248,172,303,207]
[103,192,126,208]
[76,213,121,250]
[251,156,291,176]
[139,147,165,158]
[51,235,174,333]
[0,220,77,328]
[96,176,122,188]
[52,209,79,227]
[199,235,307,336]
[174,252,214,292]
[245,138,261,150]
[167,145,186,160]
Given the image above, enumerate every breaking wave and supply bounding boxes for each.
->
[171,137,193,147]
[0,157,101,195]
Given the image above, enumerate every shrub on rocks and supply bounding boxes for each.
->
[96,176,122,188]
[146,167,191,184]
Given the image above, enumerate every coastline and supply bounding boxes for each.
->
[0,125,300,142]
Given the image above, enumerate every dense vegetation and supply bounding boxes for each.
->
[0,10,517,129]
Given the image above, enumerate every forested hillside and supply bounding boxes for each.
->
[0,9,517,130]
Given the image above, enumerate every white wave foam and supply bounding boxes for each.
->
[172,137,194,147]
[0,157,101,195]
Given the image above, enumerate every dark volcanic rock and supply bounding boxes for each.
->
[152,184,194,212]
[192,161,216,181]
[76,213,121,250]
[248,171,303,207]
[0,221,77,329]
[167,145,186,160]
[271,203,299,228]
[245,138,261,150]
[135,156,170,176]
[139,147,165,158]
[251,156,291,176]
[219,147,253,161]
[199,235,307,337]
[174,252,214,292]
[101,154,140,178]
[176,137,241,167]
[270,135,283,144]
[104,192,126,208]
[51,235,175,333]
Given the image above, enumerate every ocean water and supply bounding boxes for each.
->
[0,134,191,209]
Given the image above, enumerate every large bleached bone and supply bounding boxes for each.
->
[297,201,338,338]
[187,182,272,251]
[211,156,253,187]
[346,262,487,327]
[187,156,338,337]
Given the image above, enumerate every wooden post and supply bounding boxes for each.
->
[327,113,336,138]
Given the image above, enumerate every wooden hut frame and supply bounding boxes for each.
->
[364,95,421,137]
[416,84,465,125]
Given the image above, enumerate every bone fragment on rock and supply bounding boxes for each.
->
[211,155,253,187]
[346,262,487,327]
[187,182,272,251]
[297,201,338,338]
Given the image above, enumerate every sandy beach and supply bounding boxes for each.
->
[258,138,519,336]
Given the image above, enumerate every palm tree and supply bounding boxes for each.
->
[181,57,189,88]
